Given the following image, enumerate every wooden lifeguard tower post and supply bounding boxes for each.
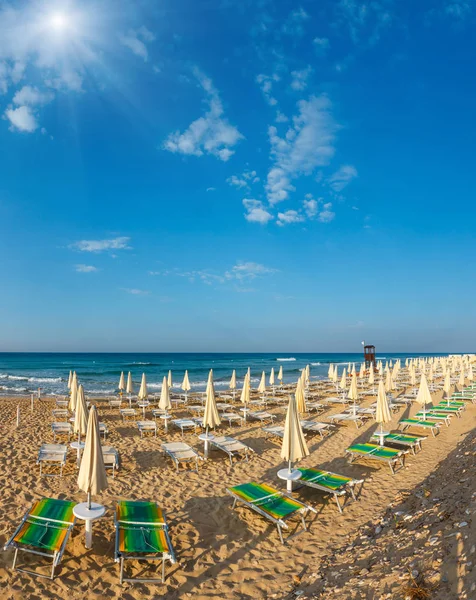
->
[363,344,376,368]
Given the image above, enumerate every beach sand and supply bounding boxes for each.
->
[0,384,474,599]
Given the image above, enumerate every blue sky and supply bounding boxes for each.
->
[0,0,475,352]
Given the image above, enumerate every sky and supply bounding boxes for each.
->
[0,0,475,353]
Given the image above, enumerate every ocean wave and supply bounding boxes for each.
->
[85,388,116,395]
[28,377,62,383]
[276,358,296,362]
[311,363,321,366]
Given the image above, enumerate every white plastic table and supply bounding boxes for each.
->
[160,414,172,432]
[375,431,390,446]
[70,441,85,466]
[278,468,302,493]
[73,502,106,549]
[199,432,215,458]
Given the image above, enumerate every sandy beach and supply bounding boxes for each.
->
[0,376,474,599]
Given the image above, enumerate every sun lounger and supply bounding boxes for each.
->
[102,446,120,477]
[114,500,176,584]
[120,408,137,421]
[399,419,441,437]
[216,402,234,412]
[51,422,72,442]
[227,481,316,544]
[99,422,108,440]
[55,400,69,409]
[430,405,463,415]
[345,443,407,474]
[328,413,364,428]
[221,412,244,427]
[262,425,285,440]
[305,402,325,413]
[187,404,205,414]
[37,444,68,477]
[137,421,157,438]
[247,411,276,424]
[300,420,335,438]
[437,400,465,408]
[325,397,352,406]
[161,442,202,472]
[209,436,255,466]
[4,498,76,579]
[109,399,122,408]
[296,468,364,513]
[52,409,68,420]
[192,416,205,429]
[171,418,199,438]
[415,412,451,426]
[371,432,426,454]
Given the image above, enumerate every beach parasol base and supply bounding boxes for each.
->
[73,502,106,549]
[277,468,302,493]
[199,433,215,458]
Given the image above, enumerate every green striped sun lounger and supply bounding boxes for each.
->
[431,406,462,415]
[4,498,76,580]
[345,443,407,474]
[415,412,451,426]
[371,432,426,454]
[296,468,364,513]
[227,482,316,544]
[399,419,440,437]
[114,500,176,584]
[437,401,465,408]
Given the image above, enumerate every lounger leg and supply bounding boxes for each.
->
[300,514,307,531]
[277,525,284,545]
[334,494,343,514]
[50,560,56,580]
[12,548,18,571]
[389,462,395,475]
[232,498,237,509]
[162,557,165,583]
[120,557,124,584]
[349,487,357,501]
[229,455,233,468]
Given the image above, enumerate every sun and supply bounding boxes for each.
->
[50,12,68,31]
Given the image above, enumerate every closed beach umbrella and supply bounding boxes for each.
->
[182,370,191,397]
[69,371,78,412]
[138,373,148,400]
[305,364,310,385]
[281,393,309,474]
[416,373,432,419]
[67,370,73,390]
[118,372,125,393]
[359,363,365,379]
[295,378,306,414]
[74,384,89,438]
[269,367,275,387]
[167,370,173,388]
[347,371,358,414]
[332,366,338,384]
[443,371,451,401]
[328,364,334,379]
[258,371,266,394]
[339,368,347,391]
[229,370,236,390]
[203,370,221,432]
[468,365,474,382]
[368,367,375,387]
[77,405,108,509]
[126,372,133,394]
[278,365,283,383]
[240,372,250,418]
[159,376,171,413]
[458,369,465,388]
[375,379,392,443]
[385,369,392,392]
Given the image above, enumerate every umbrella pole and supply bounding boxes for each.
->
[204,425,210,458]
[87,491,91,510]
[77,432,81,467]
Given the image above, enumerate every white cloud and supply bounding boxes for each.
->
[243,199,273,224]
[277,210,305,226]
[119,26,156,62]
[290,66,313,91]
[444,2,472,19]
[226,261,277,279]
[282,7,310,36]
[75,264,98,273]
[313,37,330,54]
[303,194,319,218]
[328,164,358,191]
[266,95,338,204]
[318,202,335,223]
[256,73,280,106]
[227,170,259,189]
[227,175,247,188]
[4,105,37,132]
[151,261,277,287]
[122,288,150,295]
[206,187,216,192]
[13,85,54,106]
[336,0,393,46]
[164,68,243,161]
[275,111,288,123]
[70,236,131,253]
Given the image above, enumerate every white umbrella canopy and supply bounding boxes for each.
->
[74,384,89,437]
[347,371,358,414]
[167,370,173,388]
[328,364,334,379]
[77,405,108,509]
[126,372,133,394]
[339,368,347,391]
[240,372,250,407]
[443,372,451,400]
[182,370,191,392]
[118,372,125,392]
[415,373,432,419]
[305,364,310,385]
[295,378,307,414]
[258,371,266,394]
[375,379,392,432]
[203,370,221,431]
[138,373,148,400]
[278,365,283,382]
[229,370,237,390]
[368,367,375,386]
[359,363,365,379]
[67,370,73,390]
[69,372,78,412]
[159,376,172,412]
[280,393,309,468]
[269,367,275,387]
[385,369,392,393]
[332,366,339,384]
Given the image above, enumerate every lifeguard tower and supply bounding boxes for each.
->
[363,344,376,368]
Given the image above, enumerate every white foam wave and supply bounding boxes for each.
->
[311,363,321,366]
[28,377,62,383]
[276,358,296,362]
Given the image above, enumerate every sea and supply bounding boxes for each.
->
[0,352,449,397]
